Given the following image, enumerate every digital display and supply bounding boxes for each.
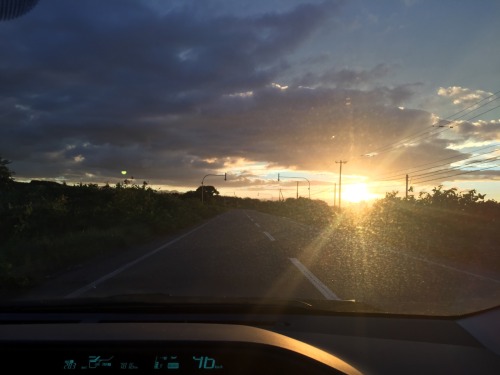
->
[0,343,340,374]
[58,351,224,372]
[192,356,223,370]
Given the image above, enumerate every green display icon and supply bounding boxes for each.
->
[154,355,180,370]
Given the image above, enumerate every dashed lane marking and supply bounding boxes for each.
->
[263,231,276,241]
[289,258,340,300]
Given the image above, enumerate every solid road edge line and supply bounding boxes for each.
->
[65,221,212,298]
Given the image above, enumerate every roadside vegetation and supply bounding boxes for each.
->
[346,187,500,274]
[1,156,499,294]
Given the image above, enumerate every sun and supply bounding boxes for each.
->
[342,183,375,203]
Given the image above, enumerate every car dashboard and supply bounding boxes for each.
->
[1,304,499,374]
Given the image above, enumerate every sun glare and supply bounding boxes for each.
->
[342,183,374,203]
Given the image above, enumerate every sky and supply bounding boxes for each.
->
[1,0,499,204]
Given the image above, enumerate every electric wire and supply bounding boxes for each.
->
[375,144,500,181]
[410,156,500,183]
[358,90,500,159]
[362,90,500,187]
[414,164,499,185]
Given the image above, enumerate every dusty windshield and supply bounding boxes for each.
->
[1,0,499,316]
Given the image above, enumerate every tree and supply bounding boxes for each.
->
[0,156,15,186]
[182,185,220,201]
[196,185,219,198]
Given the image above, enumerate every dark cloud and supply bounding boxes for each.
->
[0,0,495,191]
[294,63,393,88]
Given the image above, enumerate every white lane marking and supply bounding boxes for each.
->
[289,258,340,300]
[385,248,500,284]
[255,223,261,228]
[263,231,275,241]
[65,221,212,298]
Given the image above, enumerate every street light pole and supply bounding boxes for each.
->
[335,160,347,210]
[201,172,226,204]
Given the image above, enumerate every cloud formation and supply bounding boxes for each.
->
[0,0,498,193]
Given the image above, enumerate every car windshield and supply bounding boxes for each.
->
[1,0,499,317]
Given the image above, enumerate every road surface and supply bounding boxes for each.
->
[21,209,500,315]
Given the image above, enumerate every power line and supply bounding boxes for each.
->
[361,127,446,157]
[364,101,500,158]
[410,156,500,183]
[310,187,333,196]
[376,142,499,178]
[413,164,499,185]
[374,144,500,181]
[445,90,500,121]
[366,159,499,193]
[362,90,500,188]
[358,90,500,159]
[369,155,499,188]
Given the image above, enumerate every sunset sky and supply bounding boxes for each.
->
[1,0,499,204]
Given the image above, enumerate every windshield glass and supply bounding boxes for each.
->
[1,0,499,317]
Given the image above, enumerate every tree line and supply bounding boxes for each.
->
[1,156,499,294]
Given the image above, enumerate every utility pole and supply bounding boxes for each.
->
[335,160,347,210]
[405,174,409,199]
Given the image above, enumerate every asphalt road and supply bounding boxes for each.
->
[21,209,500,315]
